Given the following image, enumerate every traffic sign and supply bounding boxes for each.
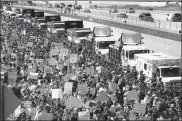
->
[1,85,21,120]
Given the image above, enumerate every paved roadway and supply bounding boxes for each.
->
[59,15,181,58]
[12,5,181,57]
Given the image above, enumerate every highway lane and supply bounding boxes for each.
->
[12,5,181,57]
[80,8,181,31]
[55,15,181,58]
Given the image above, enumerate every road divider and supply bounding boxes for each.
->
[13,5,181,42]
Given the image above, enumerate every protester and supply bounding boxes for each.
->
[1,7,182,121]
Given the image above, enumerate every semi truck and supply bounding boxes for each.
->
[109,32,152,67]
[47,21,65,34]
[134,53,181,92]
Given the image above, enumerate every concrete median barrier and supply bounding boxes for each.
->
[13,5,181,42]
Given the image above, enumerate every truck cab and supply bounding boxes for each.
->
[135,53,181,92]
[93,26,116,55]
[47,22,65,33]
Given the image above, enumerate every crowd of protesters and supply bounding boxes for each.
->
[1,8,182,121]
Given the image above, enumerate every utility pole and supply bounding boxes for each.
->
[75,0,77,5]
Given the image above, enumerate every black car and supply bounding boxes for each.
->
[117,13,128,18]
[75,5,82,10]
[67,4,72,8]
[139,13,154,22]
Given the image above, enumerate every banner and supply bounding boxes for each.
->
[109,83,117,93]
[44,67,53,74]
[70,54,78,64]
[69,73,77,80]
[65,98,83,109]
[64,82,73,94]
[134,103,147,114]
[78,83,88,94]
[98,92,109,102]
[78,111,90,120]
[48,58,58,66]
[52,89,62,99]
[64,59,70,66]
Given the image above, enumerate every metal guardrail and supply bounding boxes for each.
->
[12,3,181,32]
[12,4,181,41]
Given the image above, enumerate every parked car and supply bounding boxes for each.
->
[126,8,135,13]
[139,13,154,22]
[117,13,128,18]
[166,13,182,22]
[5,6,12,11]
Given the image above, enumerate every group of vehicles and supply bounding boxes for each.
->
[2,6,182,93]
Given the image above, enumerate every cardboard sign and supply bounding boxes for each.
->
[28,72,38,79]
[64,59,70,66]
[44,67,53,74]
[98,92,109,102]
[27,42,33,47]
[65,98,83,109]
[22,101,32,109]
[48,58,58,66]
[63,75,70,82]
[50,49,60,56]
[69,73,77,80]
[109,83,117,93]
[126,90,139,102]
[8,71,17,80]
[56,63,64,70]
[78,83,88,94]
[52,89,62,99]
[64,82,73,94]
[78,111,90,120]
[84,67,95,76]
[70,54,78,64]
[36,59,44,63]
[134,103,147,114]
[90,88,95,95]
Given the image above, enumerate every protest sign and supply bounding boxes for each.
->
[78,111,90,120]
[22,101,32,109]
[63,75,70,82]
[36,59,44,63]
[56,63,64,70]
[69,73,77,80]
[27,42,33,47]
[98,92,109,102]
[64,82,73,94]
[28,72,38,79]
[8,71,17,80]
[126,90,139,102]
[50,49,59,56]
[44,67,53,74]
[109,83,117,93]
[65,98,83,109]
[64,59,70,66]
[78,83,88,94]
[70,54,78,64]
[90,88,95,95]
[84,67,95,76]
[134,103,147,114]
[52,89,62,99]
[48,58,58,66]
